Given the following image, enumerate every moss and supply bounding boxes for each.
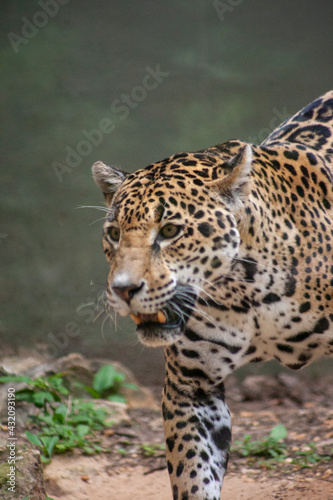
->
[0,461,11,487]
[0,448,45,500]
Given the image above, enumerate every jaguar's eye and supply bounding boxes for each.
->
[107,226,121,242]
[159,223,181,239]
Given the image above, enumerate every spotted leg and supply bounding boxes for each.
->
[162,362,231,500]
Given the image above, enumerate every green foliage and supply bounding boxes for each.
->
[24,397,107,462]
[117,447,128,455]
[232,424,333,468]
[290,443,333,468]
[0,364,133,463]
[140,443,166,457]
[0,373,67,409]
[78,364,137,403]
[233,424,288,460]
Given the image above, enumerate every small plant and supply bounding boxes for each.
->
[117,447,128,455]
[79,364,137,403]
[233,424,288,460]
[291,442,332,468]
[140,443,166,457]
[232,425,333,469]
[0,364,133,463]
[0,373,69,409]
[24,398,108,462]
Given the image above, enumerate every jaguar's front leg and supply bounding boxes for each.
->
[162,362,231,500]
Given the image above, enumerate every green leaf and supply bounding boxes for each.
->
[40,454,51,464]
[83,446,95,454]
[32,391,56,407]
[54,442,70,452]
[107,394,126,403]
[29,377,48,389]
[78,383,101,399]
[270,424,287,442]
[76,424,90,438]
[15,389,36,403]
[40,436,59,457]
[25,431,43,448]
[48,376,69,396]
[124,382,138,391]
[0,375,33,384]
[52,403,68,423]
[93,364,125,394]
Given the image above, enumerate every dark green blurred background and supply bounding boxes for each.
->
[1,0,332,384]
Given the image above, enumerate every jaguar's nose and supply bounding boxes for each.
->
[112,282,144,304]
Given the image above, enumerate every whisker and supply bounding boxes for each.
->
[100,313,112,340]
[170,285,218,327]
[76,205,109,213]
[191,301,218,324]
[90,216,108,225]
[165,300,184,321]
[184,282,218,304]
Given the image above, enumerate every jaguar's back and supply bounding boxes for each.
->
[263,91,333,165]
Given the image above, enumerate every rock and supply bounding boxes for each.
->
[0,352,159,499]
[84,399,131,426]
[1,355,45,375]
[0,353,158,412]
[240,375,281,401]
[0,445,45,499]
[238,374,309,405]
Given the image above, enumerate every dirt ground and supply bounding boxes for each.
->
[43,373,333,500]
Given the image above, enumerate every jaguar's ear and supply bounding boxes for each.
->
[92,161,128,207]
[212,145,252,203]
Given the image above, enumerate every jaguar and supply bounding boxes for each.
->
[92,91,333,499]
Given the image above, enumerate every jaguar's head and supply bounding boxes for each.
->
[92,142,252,346]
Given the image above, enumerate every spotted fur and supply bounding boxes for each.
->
[92,91,333,499]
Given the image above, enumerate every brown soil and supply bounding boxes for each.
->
[44,374,333,500]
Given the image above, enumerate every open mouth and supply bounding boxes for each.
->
[130,309,182,329]
[128,286,197,345]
